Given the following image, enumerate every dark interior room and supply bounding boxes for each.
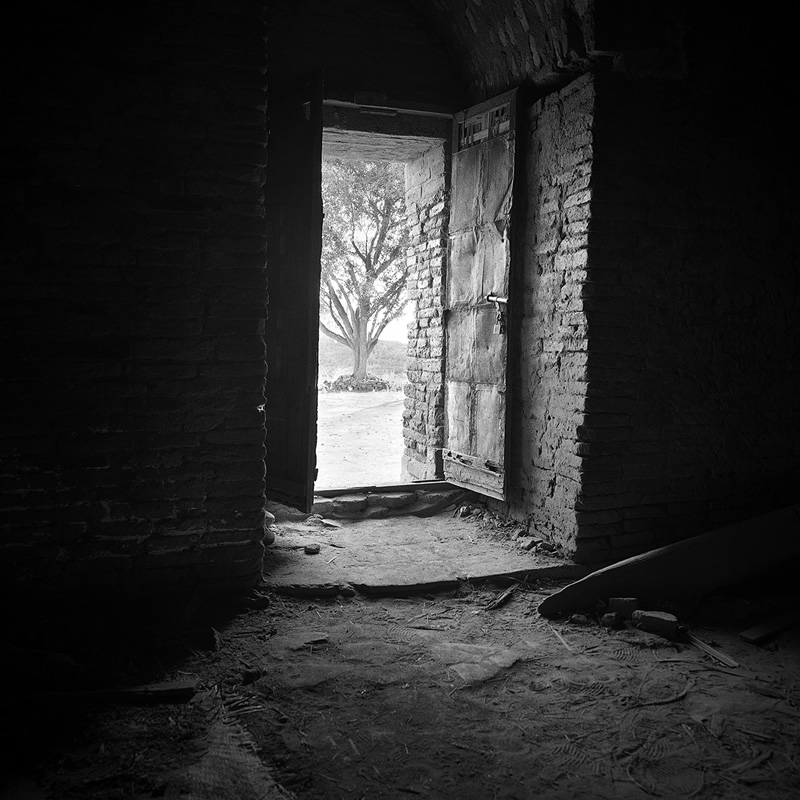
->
[2,1,798,797]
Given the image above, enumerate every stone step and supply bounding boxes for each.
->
[311,488,468,520]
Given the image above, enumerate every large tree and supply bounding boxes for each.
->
[319,158,409,380]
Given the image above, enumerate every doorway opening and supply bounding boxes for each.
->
[315,156,410,490]
[315,123,450,493]
[264,85,518,510]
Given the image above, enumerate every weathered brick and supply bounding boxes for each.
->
[401,143,448,481]
[1,0,269,595]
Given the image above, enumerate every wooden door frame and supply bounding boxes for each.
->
[264,73,324,513]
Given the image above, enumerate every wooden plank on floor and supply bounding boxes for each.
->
[740,608,800,644]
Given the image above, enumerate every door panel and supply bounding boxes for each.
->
[443,90,518,500]
[474,386,504,460]
[264,74,323,512]
[448,228,508,304]
[450,136,514,231]
[445,307,506,384]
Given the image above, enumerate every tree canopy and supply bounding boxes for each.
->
[319,158,409,380]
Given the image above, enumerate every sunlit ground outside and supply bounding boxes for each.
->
[315,313,408,490]
[315,388,405,489]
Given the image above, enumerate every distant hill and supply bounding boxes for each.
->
[317,335,407,379]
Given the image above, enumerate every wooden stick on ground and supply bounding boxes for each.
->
[483,583,519,611]
[686,633,739,668]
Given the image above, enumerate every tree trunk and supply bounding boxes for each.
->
[351,315,369,380]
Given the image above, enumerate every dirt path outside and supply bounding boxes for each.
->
[316,390,405,490]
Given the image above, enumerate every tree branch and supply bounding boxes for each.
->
[329,274,356,322]
[321,157,409,375]
[327,279,355,340]
[328,299,354,345]
[319,320,350,348]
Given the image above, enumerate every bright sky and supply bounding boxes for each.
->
[380,304,412,342]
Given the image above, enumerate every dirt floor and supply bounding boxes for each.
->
[3,512,800,800]
[316,390,405,489]
[261,505,587,595]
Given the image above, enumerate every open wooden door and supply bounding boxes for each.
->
[443,90,519,500]
[265,74,323,511]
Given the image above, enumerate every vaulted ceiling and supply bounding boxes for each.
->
[406,0,596,101]
[269,0,686,116]
[268,0,601,113]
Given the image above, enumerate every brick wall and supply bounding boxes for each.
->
[572,63,800,563]
[401,144,449,480]
[499,75,595,552]
[487,9,798,565]
[1,1,269,594]
[5,1,794,588]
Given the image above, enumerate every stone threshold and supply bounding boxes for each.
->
[264,483,591,600]
[310,482,471,520]
[268,562,592,599]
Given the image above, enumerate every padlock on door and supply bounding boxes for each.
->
[493,308,506,335]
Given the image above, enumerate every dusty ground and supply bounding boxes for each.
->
[316,390,405,489]
[262,508,586,595]
[3,513,800,800]
[213,586,800,800]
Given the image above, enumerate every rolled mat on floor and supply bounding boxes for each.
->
[537,504,800,618]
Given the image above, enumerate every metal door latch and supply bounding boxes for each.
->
[487,294,508,335]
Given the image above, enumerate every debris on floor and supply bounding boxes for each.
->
[686,632,740,668]
[481,582,520,611]
[4,579,800,799]
[631,609,680,639]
